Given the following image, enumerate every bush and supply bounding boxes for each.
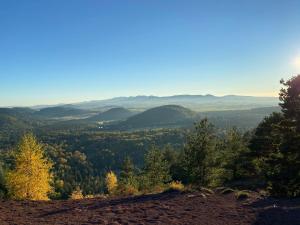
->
[169,181,184,191]
[117,184,139,196]
[70,188,84,200]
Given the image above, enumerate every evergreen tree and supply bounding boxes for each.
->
[183,119,216,186]
[162,145,185,182]
[0,162,7,199]
[118,157,139,195]
[249,112,283,181]
[211,128,251,187]
[6,134,53,200]
[249,75,300,196]
[119,156,135,184]
[273,75,300,196]
[142,146,171,190]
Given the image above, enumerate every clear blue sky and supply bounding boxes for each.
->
[1,0,300,106]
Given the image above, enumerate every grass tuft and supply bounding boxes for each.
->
[220,188,235,195]
[236,191,250,200]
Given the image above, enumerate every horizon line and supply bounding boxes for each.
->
[1,93,279,108]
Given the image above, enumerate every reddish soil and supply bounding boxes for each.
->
[0,190,299,225]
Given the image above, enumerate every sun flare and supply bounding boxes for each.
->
[292,56,300,67]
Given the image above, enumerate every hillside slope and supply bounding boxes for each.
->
[203,106,281,130]
[35,106,89,118]
[87,107,135,121]
[0,108,40,137]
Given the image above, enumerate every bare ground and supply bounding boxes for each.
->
[0,190,299,225]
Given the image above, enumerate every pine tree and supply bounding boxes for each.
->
[273,75,300,196]
[183,119,216,186]
[119,156,135,184]
[249,75,300,197]
[142,146,171,190]
[211,128,251,187]
[6,134,53,200]
[0,162,7,198]
[118,157,139,195]
[249,112,283,181]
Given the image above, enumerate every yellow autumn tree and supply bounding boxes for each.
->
[105,171,118,195]
[6,133,53,200]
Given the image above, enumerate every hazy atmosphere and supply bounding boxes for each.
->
[1,0,300,106]
[1,1,300,225]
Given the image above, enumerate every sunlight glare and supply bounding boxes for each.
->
[292,56,300,67]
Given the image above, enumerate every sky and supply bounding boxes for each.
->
[1,0,300,107]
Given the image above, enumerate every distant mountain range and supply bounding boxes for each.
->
[0,104,281,135]
[31,95,279,112]
[0,94,281,135]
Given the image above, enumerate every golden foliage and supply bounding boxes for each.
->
[84,194,95,199]
[70,188,84,200]
[117,184,139,196]
[169,181,184,191]
[105,171,118,195]
[6,134,53,200]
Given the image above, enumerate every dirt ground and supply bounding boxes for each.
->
[0,190,299,225]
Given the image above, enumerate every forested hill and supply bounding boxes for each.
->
[0,107,39,136]
[86,107,136,122]
[34,106,90,118]
[0,105,280,135]
[203,106,281,130]
[117,105,197,129]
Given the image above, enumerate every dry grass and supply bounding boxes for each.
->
[169,181,185,191]
[220,188,235,195]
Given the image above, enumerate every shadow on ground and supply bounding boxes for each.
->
[250,197,300,225]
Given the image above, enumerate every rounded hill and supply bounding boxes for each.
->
[123,105,196,128]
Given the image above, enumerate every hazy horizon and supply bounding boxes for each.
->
[0,93,279,108]
[1,1,300,106]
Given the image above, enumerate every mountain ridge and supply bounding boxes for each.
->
[56,95,278,112]
[26,94,278,111]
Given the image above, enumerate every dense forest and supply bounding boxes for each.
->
[0,75,299,200]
